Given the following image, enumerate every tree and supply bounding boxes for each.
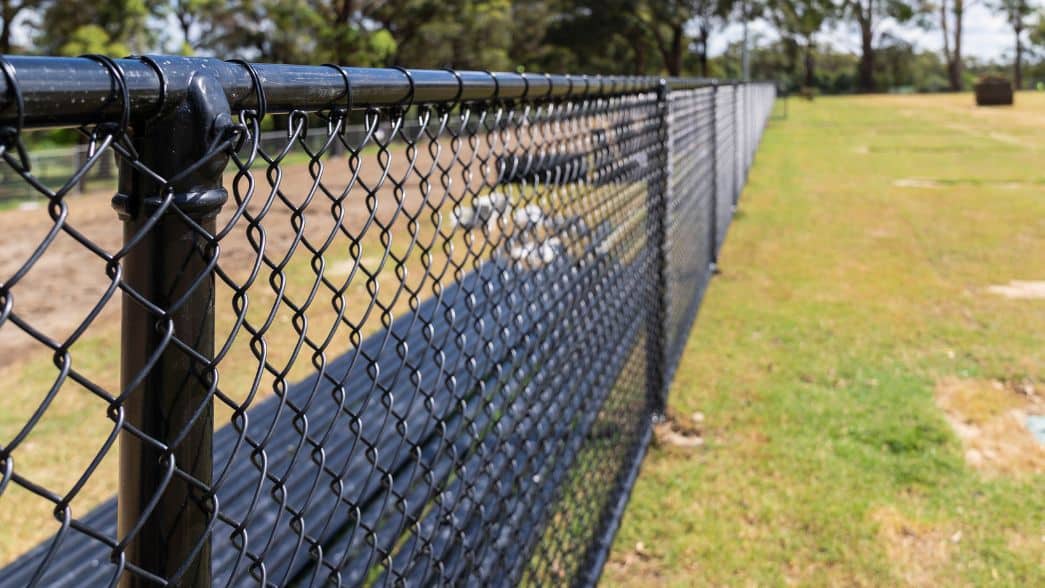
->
[197,0,396,66]
[373,0,513,69]
[1033,10,1045,50]
[36,0,159,56]
[634,0,730,76]
[995,0,1034,88]
[0,0,45,53]
[771,0,838,88]
[938,0,968,90]
[636,0,691,75]
[694,0,739,77]
[507,0,563,71]
[843,0,919,92]
[164,0,228,54]
[543,0,659,74]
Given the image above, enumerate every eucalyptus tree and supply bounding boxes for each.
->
[0,0,45,53]
[995,0,1035,87]
[635,0,735,76]
[36,0,160,56]
[770,0,840,88]
[938,0,968,90]
[843,0,921,91]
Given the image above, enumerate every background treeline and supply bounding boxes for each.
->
[1,0,1045,94]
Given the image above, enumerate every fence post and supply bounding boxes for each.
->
[709,82,719,268]
[732,82,740,210]
[113,60,232,588]
[646,79,670,418]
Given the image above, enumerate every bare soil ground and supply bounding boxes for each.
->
[0,148,481,368]
[935,377,1045,475]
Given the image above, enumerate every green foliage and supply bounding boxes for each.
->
[36,0,159,56]
[1033,11,1045,47]
[389,0,513,69]
[58,24,131,56]
[542,0,658,74]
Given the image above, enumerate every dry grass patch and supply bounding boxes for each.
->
[871,506,958,587]
[934,377,1045,475]
[603,541,665,585]
[652,408,705,449]
[986,280,1045,300]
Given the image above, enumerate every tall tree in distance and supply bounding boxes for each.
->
[544,0,658,74]
[996,0,1034,88]
[507,0,562,71]
[938,0,967,90]
[375,0,513,70]
[634,0,729,76]
[636,0,692,75]
[0,0,45,53]
[166,0,227,54]
[1032,9,1045,52]
[771,0,838,88]
[692,0,736,76]
[844,0,919,92]
[195,0,396,66]
[36,0,159,56]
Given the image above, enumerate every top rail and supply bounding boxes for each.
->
[0,55,721,128]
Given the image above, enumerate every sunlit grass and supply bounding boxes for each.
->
[606,92,1045,585]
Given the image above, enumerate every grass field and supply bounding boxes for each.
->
[605,92,1045,585]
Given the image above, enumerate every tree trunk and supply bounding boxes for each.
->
[178,14,193,52]
[1014,26,1023,89]
[804,39,815,88]
[698,26,709,77]
[634,37,647,75]
[949,0,964,91]
[858,18,874,92]
[784,37,800,78]
[668,25,683,76]
[0,0,13,55]
[940,0,957,90]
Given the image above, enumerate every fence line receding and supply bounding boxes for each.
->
[0,54,774,587]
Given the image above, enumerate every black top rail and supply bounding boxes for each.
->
[0,55,718,127]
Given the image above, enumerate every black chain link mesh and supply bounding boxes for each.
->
[0,56,775,587]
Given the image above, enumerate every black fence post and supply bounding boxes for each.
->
[646,79,670,418]
[733,82,741,210]
[709,82,719,268]
[113,60,232,588]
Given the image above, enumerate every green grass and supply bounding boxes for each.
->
[606,93,1045,586]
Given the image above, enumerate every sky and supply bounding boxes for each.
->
[712,4,1021,63]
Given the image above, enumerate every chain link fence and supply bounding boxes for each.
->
[0,55,774,587]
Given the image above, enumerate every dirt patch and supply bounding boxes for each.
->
[934,377,1045,475]
[893,178,1033,190]
[871,506,956,586]
[653,409,705,449]
[894,178,943,189]
[0,148,456,368]
[986,280,1045,300]
[987,131,1028,147]
[604,541,664,582]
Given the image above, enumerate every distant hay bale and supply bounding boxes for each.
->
[974,77,1013,106]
